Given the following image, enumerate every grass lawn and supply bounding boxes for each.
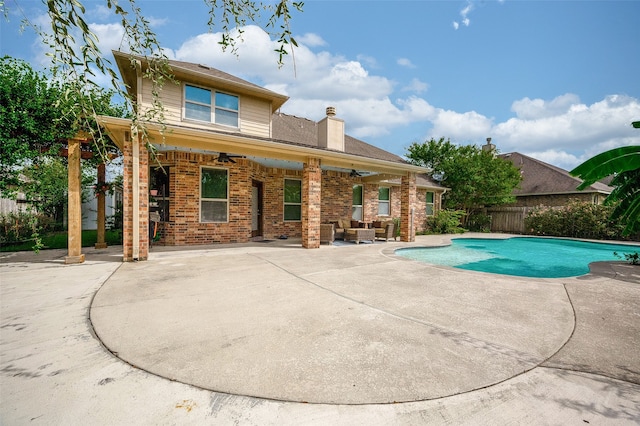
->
[0,230,122,252]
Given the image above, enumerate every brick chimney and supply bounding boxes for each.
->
[318,106,345,151]
[482,137,496,154]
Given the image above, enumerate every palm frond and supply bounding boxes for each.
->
[570,146,640,189]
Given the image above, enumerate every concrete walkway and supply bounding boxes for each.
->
[1,234,639,424]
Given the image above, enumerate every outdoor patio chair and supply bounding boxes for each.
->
[375,221,396,241]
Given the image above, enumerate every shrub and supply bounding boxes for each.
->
[524,200,629,240]
[467,212,492,232]
[424,209,466,234]
[0,212,55,244]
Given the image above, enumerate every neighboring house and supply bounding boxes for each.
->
[95,51,438,261]
[81,186,122,231]
[489,151,613,233]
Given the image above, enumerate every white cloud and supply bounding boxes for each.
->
[511,93,581,119]
[402,78,429,94]
[147,16,169,28]
[91,23,127,53]
[170,25,640,170]
[416,93,640,170]
[523,150,581,171]
[296,33,326,47]
[90,5,113,21]
[397,58,416,68]
[494,94,640,168]
[427,109,493,141]
[455,2,474,29]
[356,54,378,69]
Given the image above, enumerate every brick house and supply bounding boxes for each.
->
[488,151,613,233]
[96,52,443,261]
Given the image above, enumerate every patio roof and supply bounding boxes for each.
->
[98,115,429,176]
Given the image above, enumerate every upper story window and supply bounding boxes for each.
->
[185,84,239,127]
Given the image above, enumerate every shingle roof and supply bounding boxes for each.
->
[165,58,267,92]
[500,152,612,195]
[112,51,418,168]
[379,174,447,190]
[271,113,408,164]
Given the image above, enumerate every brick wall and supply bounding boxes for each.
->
[400,173,417,242]
[122,137,149,261]
[153,151,308,245]
[320,170,352,221]
[302,158,321,248]
[144,151,433,246]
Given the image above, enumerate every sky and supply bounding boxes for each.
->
[1,0,639,171]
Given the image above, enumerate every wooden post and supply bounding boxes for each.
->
[65,136,85,264]
[95,162,108,249]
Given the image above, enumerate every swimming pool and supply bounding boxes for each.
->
[396,237,640,278]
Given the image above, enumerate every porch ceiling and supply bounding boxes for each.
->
[98,116,429,176]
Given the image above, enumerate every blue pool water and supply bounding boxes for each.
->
[396,237,640,278]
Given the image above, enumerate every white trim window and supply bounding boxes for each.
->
[378,186,390,216]
[284,179,302,221]
[426,191,435,216]
[185,84,239,127]
[200,167,228,222]
[352,184,363,221]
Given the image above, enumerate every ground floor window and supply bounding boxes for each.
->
[426,191,435,216]
[284,178,302,221]
[352,184,363,220]
[201,167,228,222]
[378,186,390,216]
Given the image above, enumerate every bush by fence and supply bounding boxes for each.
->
[524,201,629,240]
[0,212,57,245]
[424,209,466,234]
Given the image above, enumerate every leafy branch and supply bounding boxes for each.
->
[2,0,303,160]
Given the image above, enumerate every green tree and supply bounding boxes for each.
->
[19,155,98,227]
[1,56,126,234]
[0,56,69,193]
[406,138,522,224]
[1,56,126,191]
[570,144,640,236]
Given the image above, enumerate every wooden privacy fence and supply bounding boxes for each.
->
[487,206,532,234]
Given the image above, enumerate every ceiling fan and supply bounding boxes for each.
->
[216,152,242,163]
[350,169,362,177]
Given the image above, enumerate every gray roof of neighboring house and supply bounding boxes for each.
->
[377,174,447,191]
[499,152,612,195]
[271,113,409,165]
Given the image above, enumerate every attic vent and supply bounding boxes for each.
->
[326,106,336,117]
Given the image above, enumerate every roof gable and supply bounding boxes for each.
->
[272,113,408,164]
[112,51,288,112]
[500,152,612,195]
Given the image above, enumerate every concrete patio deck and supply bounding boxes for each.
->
[1,234,639,424]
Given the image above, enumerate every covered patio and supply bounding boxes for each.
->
[94,115,429,261]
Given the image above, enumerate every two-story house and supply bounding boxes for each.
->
[96,51,441,261]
